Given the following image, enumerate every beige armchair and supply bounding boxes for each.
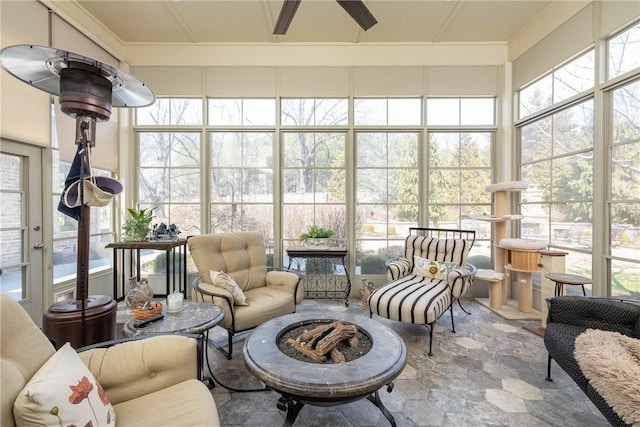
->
[188,232,303,358]
[1,293,219,427]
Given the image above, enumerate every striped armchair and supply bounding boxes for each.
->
[369,228,477,356]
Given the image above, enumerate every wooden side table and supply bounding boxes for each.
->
[545,272,592,297]
[106,239,188,301]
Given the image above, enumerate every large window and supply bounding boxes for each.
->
[137,131,201,235]
[355,131,419,273]
[135,96,495,275]
[518,50,596,288]
[608,21,640,80]
[609,79,640,297]
[136,98,203,236]
[210,132,275,237]
[136,99,203,276]
[519,100,594,281]
[516,22,640,299]
[427,98,495,267]
[281,98,348,254]
[208,98,276,251]
[282,131,347,245]
[519,50,595,119]
[353,97,422,274]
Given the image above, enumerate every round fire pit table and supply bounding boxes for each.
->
[242,311,407,426]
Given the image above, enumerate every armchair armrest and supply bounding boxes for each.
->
[546,296,640,338]
[446,263,477,299]
[266,269,303,304]
[386,257,411,281]
[192,277,234,330]
[78,335,199,405]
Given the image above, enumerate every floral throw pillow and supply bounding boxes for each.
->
[14,342,116,427]
[210,270,250,306]
[413,256,450,279]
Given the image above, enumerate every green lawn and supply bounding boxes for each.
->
[568,267,640,297]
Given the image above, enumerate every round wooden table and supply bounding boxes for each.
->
[545,273,592,296]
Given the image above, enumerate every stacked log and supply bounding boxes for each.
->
[286,321,359,363]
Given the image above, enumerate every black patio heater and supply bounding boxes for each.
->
[0,45,154,348]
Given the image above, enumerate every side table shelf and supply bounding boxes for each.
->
[286,249,351,306]
[106,239,188,301]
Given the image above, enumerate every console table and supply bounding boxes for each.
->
[286,249,350,306]
[106,239,187,301]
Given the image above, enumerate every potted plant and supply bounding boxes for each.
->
[299,224,335,249]
[122,206,156,241]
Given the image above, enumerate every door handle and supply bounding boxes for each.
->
[33,243,45,249]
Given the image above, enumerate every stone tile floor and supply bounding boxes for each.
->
[203,298,609,427]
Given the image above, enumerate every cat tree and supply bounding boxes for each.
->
[472,181,566,321]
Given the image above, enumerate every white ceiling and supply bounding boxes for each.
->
[70,0,557,45]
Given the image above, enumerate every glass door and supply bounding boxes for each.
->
[0,140,44,325]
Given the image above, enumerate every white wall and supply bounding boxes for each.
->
[133,65,501,98]
[0,1,50,146]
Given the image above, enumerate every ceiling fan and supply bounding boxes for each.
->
[273,0,378,35]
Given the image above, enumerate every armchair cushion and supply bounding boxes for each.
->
[189,232,269,292]
[195,279,296,332]
[386,258,411,281]
[14,343,116,427]
[2,294,57,427]
[266,269,304,304]
[404,235,472,268]
[210,270,249,306]
[445,263,477,299]
[112,379,218,427]
[78,335,199,405]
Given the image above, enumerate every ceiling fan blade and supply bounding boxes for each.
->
[336,0,377,31]
[273,0,302,35]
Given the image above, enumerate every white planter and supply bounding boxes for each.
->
[304,238,331,249]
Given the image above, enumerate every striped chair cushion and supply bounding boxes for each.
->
[368,275,452,325]
[387,258,411,281]
[446,263,476,298]
[404,235,472,271]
